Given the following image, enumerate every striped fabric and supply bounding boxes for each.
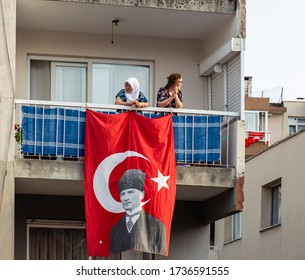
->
[21,106,221,163]
[21,106,85,157]
[173,115,221,163]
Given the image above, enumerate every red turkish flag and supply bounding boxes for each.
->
[245,131,265,147]
[84,109,176,257]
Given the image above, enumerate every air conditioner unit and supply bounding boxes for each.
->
[209,246,218,251]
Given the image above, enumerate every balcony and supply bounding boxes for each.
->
[15,99,238,163]
[245,130,272,159]
[14,100,241,222]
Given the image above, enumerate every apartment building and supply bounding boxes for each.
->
[0,0,246,260]
[214,81,305,259]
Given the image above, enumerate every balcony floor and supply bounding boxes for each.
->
[14,158,235,202]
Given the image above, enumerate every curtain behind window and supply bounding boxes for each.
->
[29,227,87,260]
[271,186,281,225]
[55,66,86,102]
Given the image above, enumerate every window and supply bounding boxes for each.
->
[27,220,88,260]
[26,219,156,260]
[245,111,268,142]
[224,212,242,243]
[52,62,87,102]
[288,117,305,135]
[92,63,150,104]
[270,185,281,225]
[261,178,281,230]
[29,57,152,104]
[245,111,267,132]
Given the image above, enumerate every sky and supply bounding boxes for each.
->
[244,0,305,102]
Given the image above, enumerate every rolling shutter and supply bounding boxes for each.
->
[211,71,225,111]
[227,54,241,113]
[210,54,241,113]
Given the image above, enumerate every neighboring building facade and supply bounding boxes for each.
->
[283,100,305,137]
[214,80,305,259]
[216,129,305,259]
[0,0,246,260]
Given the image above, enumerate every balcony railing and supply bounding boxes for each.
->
[15,99,239,167]
[245,130,271,147]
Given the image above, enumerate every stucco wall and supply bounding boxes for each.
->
[268,114,285,145]
[0,0,16,260]
[216,130,305,259]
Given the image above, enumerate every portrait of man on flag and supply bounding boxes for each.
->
[84,109,176,257]
[109,169,166,255]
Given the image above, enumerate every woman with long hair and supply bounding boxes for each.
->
[156,73,183,108]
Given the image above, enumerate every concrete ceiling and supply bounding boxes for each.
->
[17,0,232,40]
[15,177,229,201]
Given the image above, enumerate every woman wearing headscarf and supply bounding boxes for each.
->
[115,77,149,108]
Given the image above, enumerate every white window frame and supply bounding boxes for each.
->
[288,117,305,135]
[245,110,268,132]
[245,110,268,141]
[28,55,154,104]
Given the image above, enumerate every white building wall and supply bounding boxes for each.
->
[215,130,305,259]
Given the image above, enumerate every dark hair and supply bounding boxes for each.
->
[165,73,182,89]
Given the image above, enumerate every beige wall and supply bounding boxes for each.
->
[16,3,241,111]
[16,30,209,109]
[215,130,305,259]
[284,101,305,116]
[203,16,237,58]
[268,114,285,145]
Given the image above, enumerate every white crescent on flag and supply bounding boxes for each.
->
[93,150,149,213]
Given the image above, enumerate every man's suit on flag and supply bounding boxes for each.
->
[110,210,166,255]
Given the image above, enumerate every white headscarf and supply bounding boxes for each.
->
[125,77,140,102]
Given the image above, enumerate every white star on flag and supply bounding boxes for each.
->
[151,170,170,192]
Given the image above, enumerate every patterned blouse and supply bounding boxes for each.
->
[116,89,148,103]
[156,87,183,108]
